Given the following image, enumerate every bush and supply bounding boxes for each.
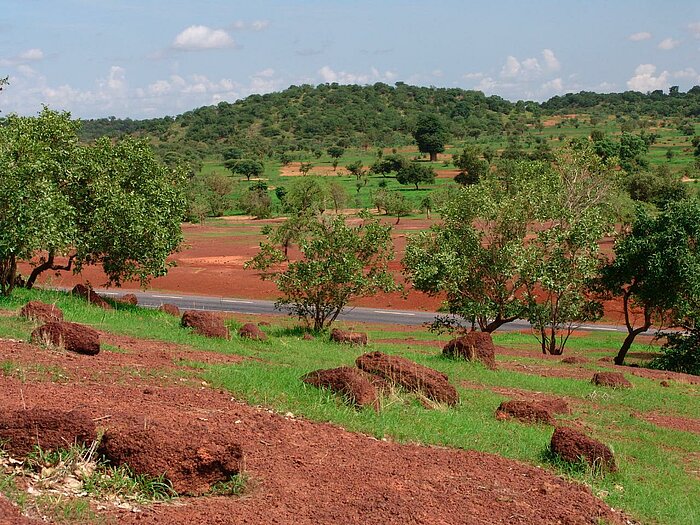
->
[650,329,700,376]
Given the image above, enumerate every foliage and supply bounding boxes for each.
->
[246,212,399,330]
[202,172,233,217]
[395,162,435,189]
[239,184,272,219]
[650,328,700,376]
[453,145,488,185]
[625,164,687,209]
[225,158,263,181]
[412,114,448,161]
[371,154,405,175]
[283,176,329,214]
[0,109,185,294]
[599,200,700,364]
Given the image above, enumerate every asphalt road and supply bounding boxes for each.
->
[90,288,645,335]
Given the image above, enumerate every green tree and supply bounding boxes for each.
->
[371,155,405,176]
[284,176,328,214]
[328,180,348,213]
[383,191,412,224]
[599,201,700,365]
[299,162,313,176]
[226,158,264,181]
[396,163,435,189]
[203,172,233,216]
[345,160,366,181]
[239,181,272,219]
[247,212,399,330]
[327,146,344,171]
[453,145,488,185]
[413,114,448,162]
[0,109,185,294]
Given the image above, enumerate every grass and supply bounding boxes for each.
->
[0,287,699,524]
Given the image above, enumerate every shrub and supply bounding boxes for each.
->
[650,329,700,376]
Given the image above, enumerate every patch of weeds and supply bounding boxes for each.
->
[101,343,128,354]
[32,494,101,524]
[83,463,176,503]
[208,473,249,496]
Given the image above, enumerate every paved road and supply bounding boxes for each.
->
[89,288,647,335]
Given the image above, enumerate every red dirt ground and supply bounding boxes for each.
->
[0,335,629,525]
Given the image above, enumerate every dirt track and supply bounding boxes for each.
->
[0,337,628,525]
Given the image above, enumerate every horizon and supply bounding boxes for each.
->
[2,0,699,120]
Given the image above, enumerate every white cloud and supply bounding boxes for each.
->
[673,67,700,83]
[627,64,670,92]
[18,48,44,61]
[542,49,560,71]
[462,72,484,80]
[500,56,521,78]
[628,31,652,41]
[251,20,269,31]
[318,65,396,84]
[689,22,700,38]
[541,77,563,92]
[172,25,235,50]
[658,37,680,50]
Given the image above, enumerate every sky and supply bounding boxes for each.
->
[1,0,699,119]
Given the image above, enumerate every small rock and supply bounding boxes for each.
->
[592,372,632,389]
[238,323,267,341]
[330,328,367,345]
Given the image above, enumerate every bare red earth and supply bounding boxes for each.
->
[0,336,627,525]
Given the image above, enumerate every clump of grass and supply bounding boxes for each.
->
[208,473,249,496]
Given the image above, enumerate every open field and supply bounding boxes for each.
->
[0,288,698,524]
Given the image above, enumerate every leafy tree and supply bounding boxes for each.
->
[396,162,435,189]
[419,195,432,219]
[453,145,488,185]
[284,176,328,214]
[599,201,700,365]
[226,158,264,181]
[328,180,348,213]
[371,154,405,176]
[650,327,700,375]
[345,160,366,181]
[0,109,186,294]
[203,172,233,216]
[625,164,687,208]
[327,146,344,171]
[239,182,272,219]
[299,162,313,176]
[247,212,399,330]
[413,114,448,162]
[383,191,412,224]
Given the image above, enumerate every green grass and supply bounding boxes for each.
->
[1,287,699,524]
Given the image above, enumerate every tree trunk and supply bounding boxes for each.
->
[25,252,76,290]
[615,324,651,365]
[429,152,437,162]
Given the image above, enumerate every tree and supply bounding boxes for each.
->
[345,160,366,181]
[1,109,186,294]
[226,158,263,181]
[413,114,448,162]
[383,191,412,224]
[403,163,539,333]
[453,145,488,185]
[239,181,272,219]
[371,155,405,176]
[599,201,700,365]
[327,146,344,171]
[284,176,328,214]
[247,212,399,330]
[203,172,233,216]
[299,162,313,176]
[328,181,348,213]
[396,162,435,189]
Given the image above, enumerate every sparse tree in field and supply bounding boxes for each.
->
[284,176,328,214]
[419,195,432,219]
[413,114,448,162]
[299,162,313,176]
[345,160,366,181]
[239,181,272,219]
[599,201,700,365]
[396,162,435,189]
[328,180,348,213]
[226,158,264,181]
[327,146,344,171]
[247,212,399,330]
[453,145,488,185]
[204,172,233,217]
[371,154,405,176]
[383,191,412,224]
[0,109,186,295]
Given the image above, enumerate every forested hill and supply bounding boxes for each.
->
[78,82,700,157]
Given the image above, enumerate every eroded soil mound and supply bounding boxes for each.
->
[158,303,180,316]
[120,293,139,305]
[0,495,39,525]
[551,427,617,472]
[0,408,96,457]
[443,332,497,369]
[356,351,459,405]
[561,356,589,364]
[30,321,100,355]
[496,400,555,425]
[238,323,267,341]
[100,421,244,496]
[302,367,379,409]
[181,311,230,339]
[19,301,63,323]
[71,284,112,310]
[330,328,368,345]
[592,372,632,389]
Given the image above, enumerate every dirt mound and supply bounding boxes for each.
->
[330,328,368,345]
[99,421,244,496]
[19,301,63,323]
[238,323,267,341]
[158,303,180,316]
[496,400,555,425]
[71,284,112,310]
[181,311,230,339]
[120,293,138,305]
[550,427,617,472]
[0,408,96,457]
[31,321,100,355]
[443,332,497,369]
[592,372,632,389]
[356,351,458,405]
[302,367,379,409]
[561,356,589,364]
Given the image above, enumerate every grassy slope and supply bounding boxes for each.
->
[0,287,698,524]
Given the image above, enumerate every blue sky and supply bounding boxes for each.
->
[1,0,699,119]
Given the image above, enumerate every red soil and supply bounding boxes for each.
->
[0,335,628,525]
